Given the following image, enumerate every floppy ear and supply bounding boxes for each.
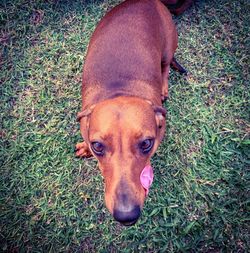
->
[153,106,166,129]
[144,100,166,129]
[76,104,96,121]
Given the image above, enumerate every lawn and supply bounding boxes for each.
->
[0,0,249,252]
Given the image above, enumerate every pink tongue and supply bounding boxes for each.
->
[140,165,154,195]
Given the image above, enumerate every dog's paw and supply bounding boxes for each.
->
[75,142,93,158]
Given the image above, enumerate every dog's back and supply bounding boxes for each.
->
[82,0,177,110]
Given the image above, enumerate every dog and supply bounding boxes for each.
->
[76,0,186,226]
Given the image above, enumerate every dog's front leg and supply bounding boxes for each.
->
[75,141,92,158]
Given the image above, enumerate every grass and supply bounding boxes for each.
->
[0,0,249,252]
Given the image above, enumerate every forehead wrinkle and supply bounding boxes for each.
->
[122,118,157,138]
[95,133,113,142]
[90,101,156,142]
[90,110,120,134]
[133,131,143,140]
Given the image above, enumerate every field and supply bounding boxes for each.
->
[0,0,249,252]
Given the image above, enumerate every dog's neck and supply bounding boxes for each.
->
[81,79,162,111]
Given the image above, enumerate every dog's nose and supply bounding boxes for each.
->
[113,205,141,226]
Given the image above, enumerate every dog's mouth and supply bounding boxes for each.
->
[120,219,138,226]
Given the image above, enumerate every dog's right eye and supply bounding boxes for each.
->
[91,142,105,156]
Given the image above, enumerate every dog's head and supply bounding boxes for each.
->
[79,96,166,225]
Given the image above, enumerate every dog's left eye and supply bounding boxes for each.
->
[139,139,154,154]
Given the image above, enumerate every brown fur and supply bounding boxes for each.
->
[76,0,185,224]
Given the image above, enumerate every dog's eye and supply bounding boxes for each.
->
[91,142,105,156]
[139,139,154,154]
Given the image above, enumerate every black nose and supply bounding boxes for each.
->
[113,205,141,226]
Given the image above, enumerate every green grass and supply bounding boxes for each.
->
[0,0,249,252]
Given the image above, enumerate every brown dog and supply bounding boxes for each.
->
[76,0,186,226]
